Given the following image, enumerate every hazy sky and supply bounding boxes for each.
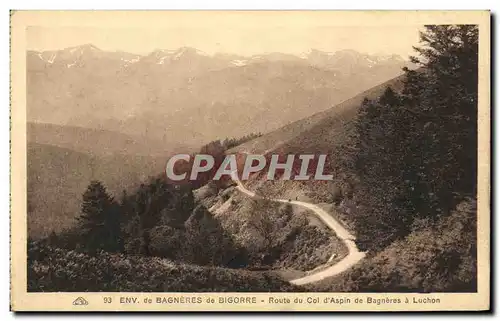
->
[26,12,423,59]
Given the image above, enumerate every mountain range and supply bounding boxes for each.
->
[27,44,411,237]
[29,44,405,72]
[27,44,409,149]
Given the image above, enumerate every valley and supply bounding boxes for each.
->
[26,25,478,294]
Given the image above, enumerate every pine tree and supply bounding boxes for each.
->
[353,88,413,249]
[78,181,122,253]
[350,25,478,251]
[379,86,400,107]
[398,25,478,219]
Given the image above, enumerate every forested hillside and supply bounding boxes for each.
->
[236,25,479,292]
[307,25,479,291]
[27,25,480,293]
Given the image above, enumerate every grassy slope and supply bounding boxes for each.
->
[201,74,408,277]
[305,198,477,292]
[229,68,477,293]
[229,73,407,211]
[28,142,166,238]
[230,73,406,155]
[27,122,183,157]
[196,184,348,272]
[28,243,301,292]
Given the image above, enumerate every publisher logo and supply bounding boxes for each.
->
[72,297,89,306]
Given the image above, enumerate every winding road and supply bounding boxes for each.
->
[232,175,366,286]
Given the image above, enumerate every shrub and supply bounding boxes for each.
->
[27,242,299,292]
[314,198,477,292]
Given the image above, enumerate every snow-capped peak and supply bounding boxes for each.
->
[298,49,314,59]
[147,47,209,64]
[31,51,58,64]
[230,59,248,67]
[374,53,405,63]
[65,44,101,56]
[171,47,208,60]
[157,56,169,65]
[120,56,141,67]
[47,53,57,64]
[152,49,176,57]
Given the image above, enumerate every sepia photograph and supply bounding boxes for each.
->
[10,10,490,311]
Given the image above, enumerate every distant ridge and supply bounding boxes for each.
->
[230,72,407,155]
[29,44,408,69]
[27,45,409,147]
[27,122,182,157]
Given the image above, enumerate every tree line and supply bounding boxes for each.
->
[42,133,265,266]
[347,25,478,252]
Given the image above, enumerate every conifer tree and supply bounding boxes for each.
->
[78,181,122,253]
[351,25,478,251]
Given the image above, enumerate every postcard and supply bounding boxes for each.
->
[10,10,490,311]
